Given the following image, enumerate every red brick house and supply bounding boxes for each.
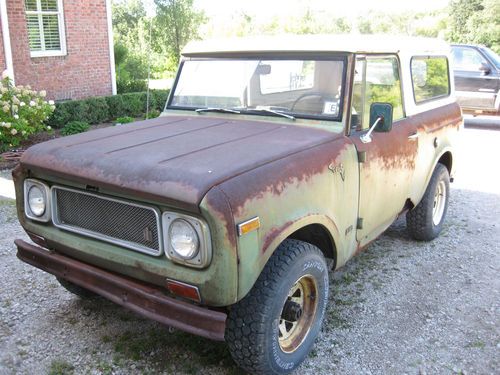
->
[0,0,116,100]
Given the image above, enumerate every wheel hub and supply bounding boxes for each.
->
[278,274,318,353]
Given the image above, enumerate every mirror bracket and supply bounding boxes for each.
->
[360,117,383,144]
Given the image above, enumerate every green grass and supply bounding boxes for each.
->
[47,360,74,375]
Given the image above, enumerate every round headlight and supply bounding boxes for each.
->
[28,185,46,217]
[169,219,199,259]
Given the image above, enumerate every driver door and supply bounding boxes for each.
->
[350,55,419,246]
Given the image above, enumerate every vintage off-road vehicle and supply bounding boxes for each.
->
[14,35,461,374]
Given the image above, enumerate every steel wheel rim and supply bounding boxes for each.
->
[432,180,446,225]
[278,274,318,353]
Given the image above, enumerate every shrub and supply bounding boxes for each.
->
[145,109,161,119]
[114,116,135,124]
[60,121,90,136]
[47,90,170,129]
[0,75,54,152]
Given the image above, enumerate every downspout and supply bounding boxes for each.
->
[0,0,14,84]
[105,0,117,95]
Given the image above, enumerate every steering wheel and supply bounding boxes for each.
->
[291,92,333,111]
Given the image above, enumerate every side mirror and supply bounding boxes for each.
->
[370,102,393,132]
[479,63,491,76]
[360,103,393,144]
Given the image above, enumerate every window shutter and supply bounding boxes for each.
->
[42,15,61,50]
[26,14,42,51]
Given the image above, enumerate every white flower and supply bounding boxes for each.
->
[5,122,11,128]
[48,100,55,105]
[1,70,9,79]
[12,96,20,105]
[1,87,7,94]
[47,126,52,130]
[20,102,25,107]
[12,105,18,112]
[29,100,36,107]
[14,114,19,119]
[10,128,17,135]
[39,90,47,97]
[2,105,9,113]
[21,130,26,136]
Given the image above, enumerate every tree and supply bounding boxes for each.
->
[154,0,206,69]
[447,0,500,52]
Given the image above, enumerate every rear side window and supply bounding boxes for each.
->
[411,56,450,104]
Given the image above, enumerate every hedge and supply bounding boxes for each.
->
[48,90,169,129]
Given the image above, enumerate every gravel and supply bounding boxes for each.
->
[0,128,499,375]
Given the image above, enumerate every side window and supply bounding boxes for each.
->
[451,47,488,71]
[351,56,404,130]
[411,57,450,104]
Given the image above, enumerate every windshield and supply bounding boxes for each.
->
[168,57,346,122]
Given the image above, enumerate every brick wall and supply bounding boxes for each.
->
[7,0,113,100]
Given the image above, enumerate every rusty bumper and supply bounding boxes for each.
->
[15,239,227,341]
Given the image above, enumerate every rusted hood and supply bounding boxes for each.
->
[21,115,339,211]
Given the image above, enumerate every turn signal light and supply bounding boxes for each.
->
[166,279,201,302]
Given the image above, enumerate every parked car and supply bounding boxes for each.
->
[13,35,462,374]
[451,43,500,115]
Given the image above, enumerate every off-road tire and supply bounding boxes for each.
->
[57,277,98,299]
[407,163,450,241]
[225,239,329,374]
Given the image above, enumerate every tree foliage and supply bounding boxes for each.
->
[154,0,206,69]
[447,0,500,52]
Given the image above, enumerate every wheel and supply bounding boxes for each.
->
[225,239,329,374]
[57,277,98,299]
[407,163,450,241]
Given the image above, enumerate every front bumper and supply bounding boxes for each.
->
[15,239,227,341]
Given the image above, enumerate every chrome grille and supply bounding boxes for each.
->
[52,186,162,256]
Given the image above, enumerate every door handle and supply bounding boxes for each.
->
[408,132,419,140]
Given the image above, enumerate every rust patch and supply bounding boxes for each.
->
[262,220,295,254]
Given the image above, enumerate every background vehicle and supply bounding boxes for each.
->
[451,43,500,115]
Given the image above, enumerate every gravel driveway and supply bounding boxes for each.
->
[0,128,499,375]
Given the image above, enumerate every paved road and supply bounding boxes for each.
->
[0,128,498,375]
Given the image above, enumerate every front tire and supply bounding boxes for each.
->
[226,239,329,374]
[57,277,98,299]
[407,163,450,241]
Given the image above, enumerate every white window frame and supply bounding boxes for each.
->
[25,0,67,58]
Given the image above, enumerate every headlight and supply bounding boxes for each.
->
[169,219,199,259]
[162,212,212,268]
[28,185,46,217]
[24,179,51,222]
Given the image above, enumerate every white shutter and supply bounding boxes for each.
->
[24,0,66,56]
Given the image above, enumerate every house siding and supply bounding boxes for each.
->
[7,0,113,100]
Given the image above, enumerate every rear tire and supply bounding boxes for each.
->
[57,277,98,299]
[407,163,450,241]
[225,239,329,374]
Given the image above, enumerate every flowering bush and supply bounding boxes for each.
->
[0,73,55,152]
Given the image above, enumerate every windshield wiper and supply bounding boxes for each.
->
[195,108,241,114]
[245,108,295,120]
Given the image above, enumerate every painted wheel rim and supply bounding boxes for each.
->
[278,275,318,353]
[432,180,447,226]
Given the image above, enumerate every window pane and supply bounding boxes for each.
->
[42,14,61,50]
[360,57,403,129]
[411,57,449,103]
[25,0,38,11]
[451,47,487,71]
[260,61,315,94]
[26,15,42,51]
[41,0,58,11]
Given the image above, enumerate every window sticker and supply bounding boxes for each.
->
[323,101,339,116]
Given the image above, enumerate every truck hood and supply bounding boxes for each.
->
[21,115,340,211]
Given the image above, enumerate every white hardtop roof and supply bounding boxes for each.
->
[183,34,451,56]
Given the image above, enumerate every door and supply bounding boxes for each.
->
[350,55,419,246]
[452,46,498,110]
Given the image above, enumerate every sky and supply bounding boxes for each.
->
[193,0,450,18]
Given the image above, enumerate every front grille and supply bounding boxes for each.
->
[52,186,162,256]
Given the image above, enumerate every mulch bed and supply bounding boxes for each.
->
[0,122,114,170]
